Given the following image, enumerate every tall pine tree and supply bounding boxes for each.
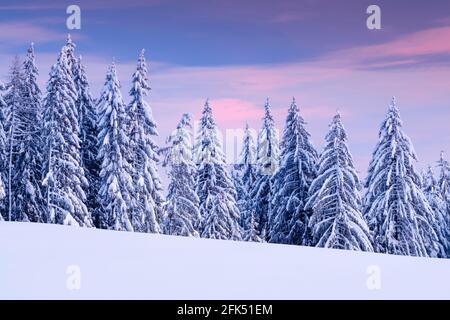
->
[364,97,440,257]
[13,43,45,222]
[126,49,164,233]
[423,166,448,258]
[163,113,200,237]
[73,56,100,226]
[96,63,134,231]
[0,82,7,219]
[269,98,318,245]
[2,56,24,221]
[252,98,279,240]
[305,113,373,251]
[64,34,77,73]
[195,100,242,240]
[437,152,450,203]
[42,47,91,226]
[233,123,261,242]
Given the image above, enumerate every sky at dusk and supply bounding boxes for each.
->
[0,0,450,176]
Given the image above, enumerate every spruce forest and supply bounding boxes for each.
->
[1,36,449,259]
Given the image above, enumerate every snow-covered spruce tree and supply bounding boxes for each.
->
[13,44,45,222]
[269,98,318,245]
[0,85,6,220]
[96,63,134,231]
[423,166,448,258]
[73,56,100,226]
[233,123,261,242]
[126,50,164,233]
[0,176,4,221]
[63,34,77,73]
[41,48,91,227]
[195,100,242,240]
[251,98,279,240]
[3,56,28,221]
[363,97,440,257]
[305,113,372,251]
[437,152,450,202]
[163,113,200,237]
[436,152,450,240]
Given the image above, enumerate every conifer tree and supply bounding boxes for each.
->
[13,44,45,222]
[2,56,24,221]
[252,98,279,239]
[73,56,100,225]
[306,113,373,251]
[42,48,91,226]
[423,166,448,258]
[269,98,318,245]
[437,152,450,202]
[163,113,200,237]
[364,98,440,257]
[126,50,164,233]
[0,83,7,220]
[96,63,134,231]
[195,100,242,240]
[233,123,261,241]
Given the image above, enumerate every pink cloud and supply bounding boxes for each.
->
[363,26,450,57]
[0,22,67,45]
[325,26,450,69]
[202,99,260,124]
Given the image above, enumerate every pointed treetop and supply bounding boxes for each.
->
[389,96,399,114]
[106,61,119,83]
[262,98,275,126]
[136,50,147,71]
[200,99,215,126]
[333,110,342,122]
[64,34,76,52]
[179,113,192,127]
[440,150,445,162]
[26,43,36,60]
[138,49,146,62]
[391,95,397,105]
[264,97,270,110]
[203,98,211,112]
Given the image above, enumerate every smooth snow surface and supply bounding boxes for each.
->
[1,221,450,299]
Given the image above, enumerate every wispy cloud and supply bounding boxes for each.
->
[271,11,311,24]
[0,0,163,11]
[325,26,450,70]
[0,21,64,46]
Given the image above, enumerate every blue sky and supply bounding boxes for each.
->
[1,0,450,65]
[0,0,450,174]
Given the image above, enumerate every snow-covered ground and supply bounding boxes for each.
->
[1,221,450,299]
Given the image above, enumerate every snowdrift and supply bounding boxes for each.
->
[1,221,449,299]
